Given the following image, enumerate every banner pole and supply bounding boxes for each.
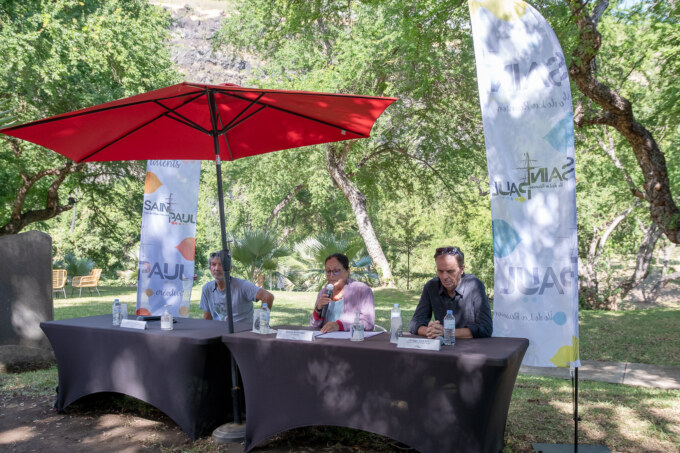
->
[574,366,579,452]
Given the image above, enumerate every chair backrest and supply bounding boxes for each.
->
[53,269,67,288]
[91,268,102,280]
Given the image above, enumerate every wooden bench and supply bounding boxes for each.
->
[71,268,102,297]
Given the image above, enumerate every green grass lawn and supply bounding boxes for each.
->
[579,308,680,367]
[7,285,676,452]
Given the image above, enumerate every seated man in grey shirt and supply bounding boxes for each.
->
[409,246,492,339]
[200,251,274,323]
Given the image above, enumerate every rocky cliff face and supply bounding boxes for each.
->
[160,3,258,85]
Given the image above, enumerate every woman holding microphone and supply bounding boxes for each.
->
[310,253,375,333]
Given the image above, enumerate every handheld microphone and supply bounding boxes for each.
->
[321,283,334,319]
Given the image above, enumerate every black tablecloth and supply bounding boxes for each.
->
[41,315,250,440]
[222,328,528,453]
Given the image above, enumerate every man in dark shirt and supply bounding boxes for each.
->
[409,246,493,339]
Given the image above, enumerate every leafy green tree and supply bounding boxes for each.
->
[378,196,433,290]
[0,0,179,236]
[565,0,679,243]
[548,1,680,306]
[210,0,679,304]
[216,0,488,287]
[46,175,145,279]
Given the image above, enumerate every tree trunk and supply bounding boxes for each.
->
[647,271,680,303]
[0,154,82,236]
[567,0,680,244]
[579,206,634,309]
[609,222,663,309]
[265,183,305,230]
[325,142,394,287]
[255,272,265,288]
[578,233,600,308]
[407,246,411,290]
[70,188,78,234]
[621,222,662,293]
[646,241,680,303]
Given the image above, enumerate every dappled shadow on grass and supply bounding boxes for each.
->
[505,375,680,452]
[578,308,680,366]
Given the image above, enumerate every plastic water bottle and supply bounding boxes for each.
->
[390,303,402,344]
[252,306,261,332]
[161,304,173,331]
[443,310,455,346]
[112,299,122,326]
[350,311,364,341]
[259,302,270,334]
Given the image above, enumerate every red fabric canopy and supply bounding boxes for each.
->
[1,82,396,162]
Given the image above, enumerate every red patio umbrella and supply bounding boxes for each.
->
[1,81,396,425]
[2,82,395,162]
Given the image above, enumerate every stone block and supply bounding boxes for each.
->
[0,230,53,348]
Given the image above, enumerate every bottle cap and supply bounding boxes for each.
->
[114,299,119,302]
[393,303,399,308]
[447,309,453,314]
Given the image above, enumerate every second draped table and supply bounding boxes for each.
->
[222,326,529,453]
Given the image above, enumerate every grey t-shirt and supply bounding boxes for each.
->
[200,277,260,323]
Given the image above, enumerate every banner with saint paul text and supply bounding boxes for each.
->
[469,0,580,367]
[136,160,201,317]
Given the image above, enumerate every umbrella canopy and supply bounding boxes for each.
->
[1,82,396,162]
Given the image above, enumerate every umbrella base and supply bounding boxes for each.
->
[212,422,246,443]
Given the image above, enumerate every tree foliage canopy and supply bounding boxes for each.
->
[1,0,676,299]
[0,0,179,272]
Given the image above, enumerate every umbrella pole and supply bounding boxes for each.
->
[209,91,244,437]
[215,155,242,425]
[215,155,236,336]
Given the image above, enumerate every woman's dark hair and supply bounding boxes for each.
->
[325,253,350,270]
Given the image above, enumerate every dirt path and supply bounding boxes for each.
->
[0,391,400,452]
[0,393,207,453]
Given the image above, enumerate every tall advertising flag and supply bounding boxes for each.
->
[136,160,201,317]
[469,0,580,367]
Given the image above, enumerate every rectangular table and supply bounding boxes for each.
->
[41,315,250,440]
[222,328,528,453]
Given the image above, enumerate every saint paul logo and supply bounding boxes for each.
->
[491,153,574,201]
[143,193,196,225]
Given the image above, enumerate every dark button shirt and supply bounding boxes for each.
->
[408,273,493,338]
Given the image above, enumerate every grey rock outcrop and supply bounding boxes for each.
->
[164,4,259,84]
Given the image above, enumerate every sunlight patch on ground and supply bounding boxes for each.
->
[614,405,660,447]
[548,399,572,414]
[0,425,35,444]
